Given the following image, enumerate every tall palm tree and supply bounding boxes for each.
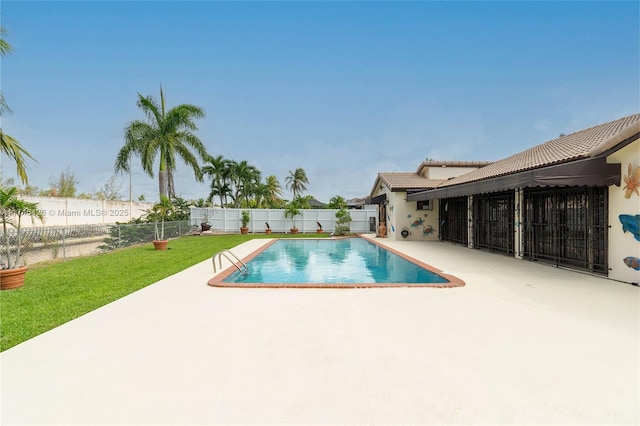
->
[227,160,260,207]
[241,165,261,207]
[202,155,229,206]
[115,87,208,200]
[252,182,270,208]
[285,168,309,199]
[0,27,35,184]
[265,174,283,206]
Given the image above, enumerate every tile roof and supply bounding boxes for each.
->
[438,114,640,187]
[415,160,493,174]
[377,173,445,191]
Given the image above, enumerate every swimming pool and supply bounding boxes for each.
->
[209,237,464,288]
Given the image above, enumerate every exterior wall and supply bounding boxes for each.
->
[386,192,402,240]
[370,183,390,237]
[390,194,439,241]
[20,196,154,227]
[607,138,640,284]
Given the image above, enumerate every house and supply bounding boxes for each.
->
[369,114,640,284]
[368,161,492,241]
[346,197,368,209]
[307,197,326,209]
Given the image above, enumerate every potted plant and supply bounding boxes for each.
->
[0,187,44,290]
[265,222,272,235]
[284,201,301,234]
[316,221,323,234]
[201,209,211,232]
[151,196,173,250]
[334,207,352,236]
[240,210,250,234]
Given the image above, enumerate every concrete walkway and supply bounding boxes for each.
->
[1,236,638,425]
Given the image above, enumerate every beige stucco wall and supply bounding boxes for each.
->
[371,184,439,241]
[392,195,439,241]
[20,196,154,227]
[607,138,640,284]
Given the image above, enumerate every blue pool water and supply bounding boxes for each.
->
[223,238,449,284]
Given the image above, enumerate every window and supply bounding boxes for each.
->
[417,200,432,211]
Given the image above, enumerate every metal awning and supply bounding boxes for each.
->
[407,156,621,201]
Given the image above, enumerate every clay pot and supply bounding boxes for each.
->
[0,266,28,290]
[379,222,387,238]
[152,240,169,250]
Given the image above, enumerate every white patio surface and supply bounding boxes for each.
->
[1,235,638,425]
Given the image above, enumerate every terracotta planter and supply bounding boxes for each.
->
[379,222,387,238]
[1,266,28,290]
[265,229,272,235]
[290,228,299,234]
[152,240,169,250]
[240,227,249,234]
[316,229,323,234]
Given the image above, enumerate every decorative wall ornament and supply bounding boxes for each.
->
[623,256,640,270]
[623,163,640,199]
[619,214,640,242]
[410,217,424,227]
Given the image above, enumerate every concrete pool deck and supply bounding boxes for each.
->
[1,235,638,425]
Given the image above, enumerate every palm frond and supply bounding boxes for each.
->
[0,130,36,184]
[0,27,13,57]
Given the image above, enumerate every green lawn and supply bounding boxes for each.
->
[1,233,326,351]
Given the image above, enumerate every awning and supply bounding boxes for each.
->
[368,193,387,204]
[407,156,621,201]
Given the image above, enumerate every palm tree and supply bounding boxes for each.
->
[152,195,173,241]
[202,155,229,206]
[284,200,302,231]
[241,165,261,207]
[252,182,270,208]
[0,187,44,269]
[265,174,283,206]
[0,27,35,184]
[226,160,260,207]
[285,168,309,199]
[115,87,208,200]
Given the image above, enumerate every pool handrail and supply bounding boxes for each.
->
[213,250,249,276]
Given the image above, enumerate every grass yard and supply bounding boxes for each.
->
[1,233,327,351]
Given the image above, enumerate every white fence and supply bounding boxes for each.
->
[20,196,154,227]
[190,207,378,234]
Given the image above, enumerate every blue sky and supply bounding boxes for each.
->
[1,1,638,203]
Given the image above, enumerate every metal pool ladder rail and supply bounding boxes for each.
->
[213,250,249,276]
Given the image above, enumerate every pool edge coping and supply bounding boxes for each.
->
[207,235,466,288]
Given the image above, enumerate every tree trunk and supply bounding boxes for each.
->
[159,169,169,200]
[2,221,11,269]
[167,170,176,199]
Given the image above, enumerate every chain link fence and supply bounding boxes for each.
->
[0,220,191,267]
